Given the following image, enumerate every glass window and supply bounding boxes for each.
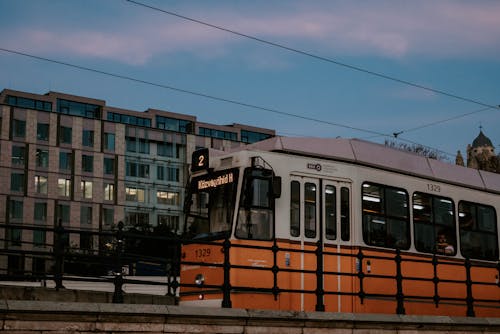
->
[236,169,273,240]
[59,151,72,170]
[82,129,94,147]
[413,192,456,255]
[57,204,70,224]
[8,229,22,247]
[34,175,48,194]
[104,133,115,151]
[340,187,350,241]
[82,155,93,173]
[12,119,26,138]
[167,167,180,182]
[290,181,300,237]
[126,162,149,178]
[157,142,173,157]
[104,183,114,201]
[37,123,49,141]
[157,191,179,205]
[459,201,498,260]
[126,212,149,228]
[325,185,336,240]
[10,173,24,192]
[58,178,71,197]
[60,126,72,144]
[12,146,25,165]
[9,200,23,219]
[103,208,114,226]
[126,137,136,152]
[139,138,150,154]
[362,183,410,250]
[34,202,47,222]
[104,157,115,175]
[81,180,93,199]
[158,215,180,234]
[304,183,317,238]
[36,149,49,168]
[125,187,145,202]
[33,229,46,247]
[80,206,92,225]
[157,166,165,180]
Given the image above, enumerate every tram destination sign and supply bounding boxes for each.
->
[197,172,234,190]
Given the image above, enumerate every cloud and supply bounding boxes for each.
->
[3,1,500,65]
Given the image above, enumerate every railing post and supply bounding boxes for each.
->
[53,219,65,290]
[465,257,475,317]
[395,249,405,315]
[112,221,124,304]
[356,248,365,304]
[315,239,325,312]
[221,237,232,308]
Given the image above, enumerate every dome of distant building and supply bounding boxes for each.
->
[472,130,493,148]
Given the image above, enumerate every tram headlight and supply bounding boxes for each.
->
[195,274,205,287]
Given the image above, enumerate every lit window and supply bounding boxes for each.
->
[58,178,71,197]
[104,183,114,201]
[34,175,48,194]
[125,187,145,202]
[81,180,93,199]
[157,191,179,205]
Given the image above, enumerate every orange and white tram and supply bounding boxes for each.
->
[179,136,499,317]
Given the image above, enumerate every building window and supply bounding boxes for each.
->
[57,99,101,119]
[58,178,71,197]
[139,138,150,154]
[157,142,173,157]
[60,126,72,144]
[57,204,70,224]
[59,151,72,170]
[34,202,47,222]
[12,119,26,138]
[82,129,94,147]
[7,228,22,247]
[81,180,93,199]
[9,199,23,220]
[10,173,25,192]
[104,183,114,201]
[37,123,49,141]
[156,116,193,133]
[80,206,93,225]
[34,175,48,194]
[126,212,149,228]
[6,95,52,111]
[33,229,46,247]
[199,127,237,141]
[107,112,151,127]
[104,157,115,175]
[82,155,93,173]
[459,201,498,261]
[104,133,115,151]
[241,130,273,144]
[126,162,149,178]
[126,137,136,152]
[158,215,179,234]
[362,182,410,250]
[157,191,179,205]
[125,187,145,202]
[157,166,165,180]
[12,146,25,166]
[36,149,49,168]
[413,192,456,255]
[103,208,114,226]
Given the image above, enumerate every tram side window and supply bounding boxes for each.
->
[341,187,350,241]
[325,185,336,240]
[290,181,301,237]
[304,183,317,238]
[362,183,410,250]
[459,201,498,260]
[413,192,456,255]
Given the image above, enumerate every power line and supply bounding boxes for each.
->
[0,47,387,138]
[125,0,499,110]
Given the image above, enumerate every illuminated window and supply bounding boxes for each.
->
[157,191,179,205]
[58,178,71,197]
[125,187,145,202]
[104,183,114,201]
[81,180,93,199]
[34,175,48,194]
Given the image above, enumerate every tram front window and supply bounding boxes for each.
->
[185,170,238,239]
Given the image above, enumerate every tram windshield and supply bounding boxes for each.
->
[184,169,238,240]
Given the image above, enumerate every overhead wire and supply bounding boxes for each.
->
[0,47,388,138]
[125,0,500,111]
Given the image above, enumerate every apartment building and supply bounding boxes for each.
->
[0,88,274,273]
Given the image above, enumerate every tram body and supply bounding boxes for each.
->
[180,137,500,316]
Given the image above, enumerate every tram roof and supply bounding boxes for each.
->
[236,136,500,194]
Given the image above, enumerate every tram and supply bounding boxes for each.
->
[179,136,500,317]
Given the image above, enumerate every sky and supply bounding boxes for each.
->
[0,0,499,161]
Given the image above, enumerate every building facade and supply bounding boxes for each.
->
[456,129,499,173]
[0,88,274,273]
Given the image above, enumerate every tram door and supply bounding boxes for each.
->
[289,176,351,312]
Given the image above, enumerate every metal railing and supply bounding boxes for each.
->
[0,222,498,317]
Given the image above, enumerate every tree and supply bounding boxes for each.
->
[384,140,448,161]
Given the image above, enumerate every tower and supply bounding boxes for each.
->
[465,128,498,172]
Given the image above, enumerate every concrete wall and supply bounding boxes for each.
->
[0,300,498,334]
